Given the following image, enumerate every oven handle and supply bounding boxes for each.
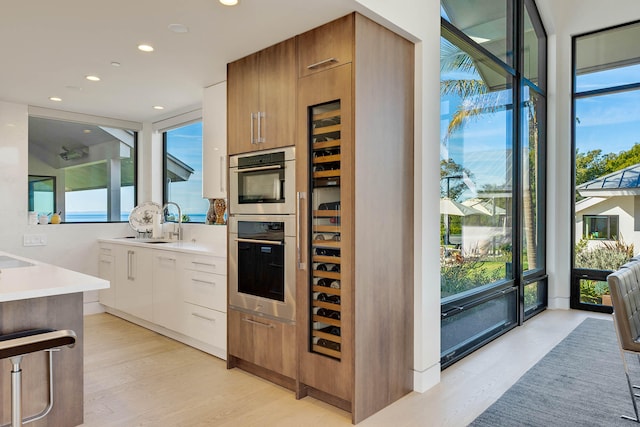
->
[235,238,284,246]
[232,164,282,173]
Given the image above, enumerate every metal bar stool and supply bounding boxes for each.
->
[0,329,77,427]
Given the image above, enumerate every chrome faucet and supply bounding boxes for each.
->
[162,202,182,240]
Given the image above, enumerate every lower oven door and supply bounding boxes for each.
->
[229,214,296,322]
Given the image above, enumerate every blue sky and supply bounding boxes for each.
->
[575,65,640,155]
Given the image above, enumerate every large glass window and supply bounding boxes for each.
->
[572,21,640,311]
[28,116,136,222]
[163,121,208,223]
[440,0,546,368]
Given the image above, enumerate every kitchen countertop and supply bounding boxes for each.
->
[98,237,224,257]
[0,251,109,303]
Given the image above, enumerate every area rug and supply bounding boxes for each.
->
[469,317,640,427]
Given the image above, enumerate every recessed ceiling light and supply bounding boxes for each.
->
[85,75,101,82]
[168,23,189,33]
[220,0,238,5]
[49,97,62,102]
[83,129,92,134]
[153,105,165,110]
[111,61,121,67]
[138,44,154,52]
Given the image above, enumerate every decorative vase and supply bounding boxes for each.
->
[206,199,216,225]
[213,198,227,225]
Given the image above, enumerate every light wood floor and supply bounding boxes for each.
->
[82,309,611,427]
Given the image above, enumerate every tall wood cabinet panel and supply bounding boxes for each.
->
[227,38,296,155]
[297,14,353,78]
[295,13,414,423]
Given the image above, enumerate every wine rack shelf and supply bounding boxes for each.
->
[309,100,342,360]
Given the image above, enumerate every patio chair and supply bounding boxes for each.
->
[609,262,640,422]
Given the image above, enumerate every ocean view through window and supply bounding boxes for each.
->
[28,116,137,223]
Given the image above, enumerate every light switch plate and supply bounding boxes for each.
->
[23,234,47,246]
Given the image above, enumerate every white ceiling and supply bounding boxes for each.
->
[0,0,360,124]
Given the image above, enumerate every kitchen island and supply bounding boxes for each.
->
[0,252,109,427]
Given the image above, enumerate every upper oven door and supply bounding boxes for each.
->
[229,146,295,215]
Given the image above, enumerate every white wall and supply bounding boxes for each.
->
[0,100,226,314]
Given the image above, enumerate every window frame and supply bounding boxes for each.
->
[583,214,619,240]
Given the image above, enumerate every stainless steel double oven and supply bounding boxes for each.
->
[228,146,296,322]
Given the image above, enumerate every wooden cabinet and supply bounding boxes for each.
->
[224,12,414,423]
[115,245,153,322]
[227,38,296,155]
[202,81,227,199]
[227,308,296,389]
[295,14,414,423]
[297,14,353,78]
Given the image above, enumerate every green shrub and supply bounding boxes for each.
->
[441,258,504,297]
[574,237,634,271]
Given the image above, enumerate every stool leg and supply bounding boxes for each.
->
[10,355,23,427]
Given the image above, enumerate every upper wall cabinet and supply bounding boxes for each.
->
[227,38,296,155]
[297,14,353,78]
[202,81,227,199]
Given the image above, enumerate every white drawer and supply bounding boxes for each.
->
[182,303,226,350]
[183,270,226,312]
[187,255,226,275]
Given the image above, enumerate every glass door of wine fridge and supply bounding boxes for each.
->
[308,100,342,359]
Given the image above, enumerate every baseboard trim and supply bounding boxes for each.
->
[83,301,105,316]
[413,362,440,393]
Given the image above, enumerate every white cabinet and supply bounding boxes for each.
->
[98,241,227,358]
[115,245,153,321]
[202,81,227,199]
[98,244,116,307]
[152,250,184,332]
[181,255,227,351]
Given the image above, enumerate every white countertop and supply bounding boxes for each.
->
[98,237,224,257]
[0,252,109,303]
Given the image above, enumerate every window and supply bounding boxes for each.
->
[28,116,136,222]
[572,21,640,311]
[440,0,547,368]
[583,215,619,240]
[28,175,55,215]
[163,121,208,223]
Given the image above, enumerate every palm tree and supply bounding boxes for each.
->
[440,37,538,269]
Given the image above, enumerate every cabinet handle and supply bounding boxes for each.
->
[232,164,282,173]
[220,155,225,193]
[192,278,215,286]
[307,57,338,69]
[191,312,216,322]
[127,250,134,280]
[192,261,215,268]
[157,256,176,262]
[241,317,275,328]
[297,191,306,270]
[257,112,265,143]
[250,112,256,144]
[235,237,283,246]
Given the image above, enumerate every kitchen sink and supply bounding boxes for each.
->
[0,255,34,268]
